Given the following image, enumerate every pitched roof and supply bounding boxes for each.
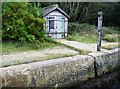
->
[43,4,69,18]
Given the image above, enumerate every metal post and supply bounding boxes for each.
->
[97,11,103,51]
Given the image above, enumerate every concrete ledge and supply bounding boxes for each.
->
[88,48,120,76]
[1,48,120,88]
[1,55,95,87]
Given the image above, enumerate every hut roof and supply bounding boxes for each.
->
[43,4,69,18]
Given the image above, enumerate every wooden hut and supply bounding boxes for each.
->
[43,4,69,38]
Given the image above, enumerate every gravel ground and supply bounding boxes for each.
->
[1,46,79,67]
[1,39,119,67]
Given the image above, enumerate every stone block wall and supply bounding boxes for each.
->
[88,48,120,76]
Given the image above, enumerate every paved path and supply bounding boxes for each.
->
[55,39,119,52]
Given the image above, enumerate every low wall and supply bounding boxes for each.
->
[0,48,119,88]
[88,48,120,76]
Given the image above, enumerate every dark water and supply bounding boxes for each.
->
[71,83,120,89]
[112,84,120,89]
[69,70,120,89]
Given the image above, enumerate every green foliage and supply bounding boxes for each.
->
[42,2,120,26]
[2,2,46,43]
[67,33,97,43]
[68,22,97,35]
[2,41,58,55]
[102,44,120,50]
[68,22,119,43]
[102,27,119,37]
[102,34,118,42]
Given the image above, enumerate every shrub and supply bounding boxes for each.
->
[68,23,97,35]
[102,44,119,50]
[102,27,119,37]
[68,22,119,36]
[2,2,46,43]
[102,34,118,42]
[68,22,119,43]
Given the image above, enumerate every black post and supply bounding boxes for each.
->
[97,11,103,51]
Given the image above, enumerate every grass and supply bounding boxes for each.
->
[1,52,78,67]
[102,44,120,50]
[67,33,97,43]
[2,40,81,67]
[2,41,59,55]
[2,41,80,67]
[68,23,120,43]
[102,34,118,42]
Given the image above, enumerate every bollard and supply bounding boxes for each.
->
[97,11,103,51]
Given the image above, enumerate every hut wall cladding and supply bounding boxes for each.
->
[44,11,68,38]
[0,48,120,88]
[43,4,69,39]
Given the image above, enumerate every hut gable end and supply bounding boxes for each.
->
[43,4,69,39]
[43,4,69,18]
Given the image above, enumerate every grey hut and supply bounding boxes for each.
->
[43,4,69,39]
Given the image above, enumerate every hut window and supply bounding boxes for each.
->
[49,20,54,29]
[47,17,55,19]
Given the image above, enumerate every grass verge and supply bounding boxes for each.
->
[2,41,59,55]
[102,44,120,50]
[102,34,118,42]
[67,33,97,43]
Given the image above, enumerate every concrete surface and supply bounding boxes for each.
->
[55,39,119,52]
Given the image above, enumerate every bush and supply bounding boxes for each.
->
[2,2,46,43]
[102,34,118,42]
[68,23,97,35]
[102,44,119,50]
[68,22,119,36]
[67,22,119,43]
[102,27,119,37]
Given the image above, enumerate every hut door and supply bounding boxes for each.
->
[48,17,56,38]
[56,16,65,38]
